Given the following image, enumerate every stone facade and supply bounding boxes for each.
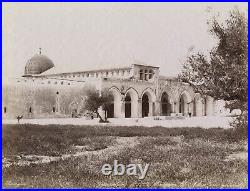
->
[2,54,216,119]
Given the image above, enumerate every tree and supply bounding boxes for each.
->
[180,8,247,132]
[83,87,113,122]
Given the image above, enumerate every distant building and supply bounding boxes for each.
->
[3,51,217,119]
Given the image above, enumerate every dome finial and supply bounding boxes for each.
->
[39,47,42,55]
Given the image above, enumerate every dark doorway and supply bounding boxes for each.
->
[125,94,131,118]
[142,94,149,117]
[107,103,114,118]
[161,92,171,116]
[193,101,196,116]
[179,96,185,114]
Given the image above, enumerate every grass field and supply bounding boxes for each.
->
[2,124,248,188]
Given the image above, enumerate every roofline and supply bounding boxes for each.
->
[29,66,132,77]
[132,63,160,68]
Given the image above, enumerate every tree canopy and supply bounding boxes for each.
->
[180,8,248,112]
[83,87,113,122]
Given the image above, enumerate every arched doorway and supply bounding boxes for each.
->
[109,87,122,118]
[161,92,171,116]
[125,94,131,118]
[124,88,139,118]
[142,94,149,117]
[179,96,185,114]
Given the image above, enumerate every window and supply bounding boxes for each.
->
[52,107,55,113]
[56,91,59,95]
[139,69,143,80]
[4,107,6,113]
[144,70,148,81]
[87,73,89,77]
[55,81,57,84]
[48,81,50,84]
[149,69,154,79]
[29,107,32,113]
[61,81,63,85]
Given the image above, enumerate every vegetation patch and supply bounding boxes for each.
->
[2,124,247,188]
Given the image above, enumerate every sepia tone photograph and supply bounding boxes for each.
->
[2,2,248,188]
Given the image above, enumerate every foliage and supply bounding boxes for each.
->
[179,8,248,134]
[2,124,247,188]
[2,124,247,158]
[180,8,247,111]
[83,87,113,122]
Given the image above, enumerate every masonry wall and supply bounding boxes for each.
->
[2,80,91,119]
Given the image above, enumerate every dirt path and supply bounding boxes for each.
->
[3,137,140,168]
[2,116,234,128]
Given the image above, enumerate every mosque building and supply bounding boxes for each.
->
[2,50,219,119]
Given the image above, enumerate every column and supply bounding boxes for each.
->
[175,102,179,116]
[148,102,153,116]
[121,99,125,118]
[189,101,194,116]
[138,98,142,118]
[170,103,174,114]
[205,96,214,116]
[195,100,203,116]
[114,99,122,118]
[155,100,161,116]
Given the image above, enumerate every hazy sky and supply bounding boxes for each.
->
[2,2,248,80]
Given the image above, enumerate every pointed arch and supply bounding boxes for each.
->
[141,87,157,117]
[178,90,192,116]
[108,86,122,118]
[124,87,139,118]
[141,87,156,102]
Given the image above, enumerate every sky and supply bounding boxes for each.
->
[2,2,248,81]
